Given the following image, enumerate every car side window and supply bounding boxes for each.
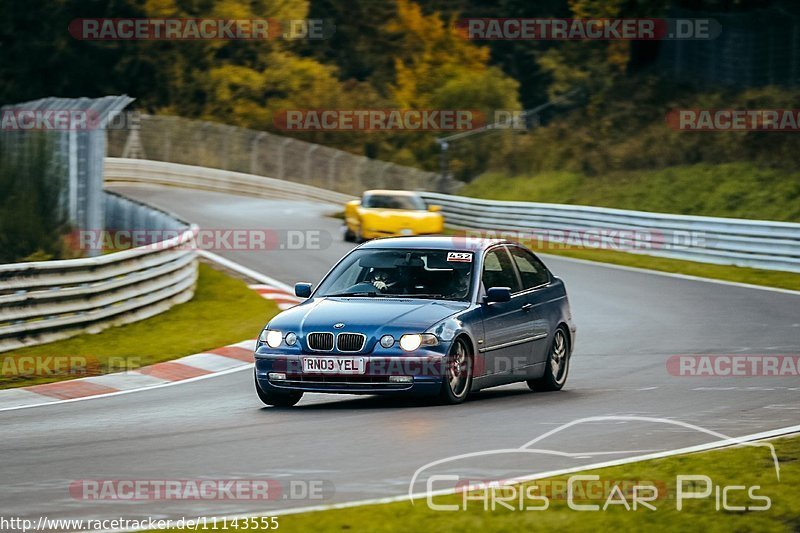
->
[482,248,521,293]
[509,247,550,289]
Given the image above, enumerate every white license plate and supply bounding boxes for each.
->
[400,228,413,235]
[302,357,366,374]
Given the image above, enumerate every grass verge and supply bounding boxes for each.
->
[0,262,279,389]
[155,434,800,532]
[460,163,800,223]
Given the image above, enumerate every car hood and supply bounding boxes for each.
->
[268,297,468,335]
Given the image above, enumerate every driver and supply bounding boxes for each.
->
[369,268,399,292]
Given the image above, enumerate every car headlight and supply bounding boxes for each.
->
[260,329,284,348]
[399,333,438,352]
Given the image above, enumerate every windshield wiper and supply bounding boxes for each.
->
[386,293,447,299]
[327,291,380,297]
[327,292,461,300]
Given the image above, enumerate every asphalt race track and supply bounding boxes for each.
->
[1,184,798,524]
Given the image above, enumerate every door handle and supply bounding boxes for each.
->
[521,303,534,311]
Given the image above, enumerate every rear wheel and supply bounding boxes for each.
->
[438,337,472,404]
[527,328,569,392]
[255,374,303,407]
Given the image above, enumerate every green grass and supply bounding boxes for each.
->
[0,263,279,389]
[461,163,800,222]
[154,434,800,532]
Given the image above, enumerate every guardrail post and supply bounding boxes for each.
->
[377,162,391,188]
[278,138,292,180]
[353,157,368,193]
[328,151,343,192]
[251,132,267,175]
[305,145,319,185]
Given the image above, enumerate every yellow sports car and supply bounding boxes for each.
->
[343,190,444,242]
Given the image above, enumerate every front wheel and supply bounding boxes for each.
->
[343,224,356,242]
[527,328,570,392]
[255,375,303,407]
[437,337,472,404]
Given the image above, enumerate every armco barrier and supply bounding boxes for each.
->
[1,156,349,354]
[104,158,356,205]
[418,192,800,273]
[0,211,198,354]
[103,158,800,273]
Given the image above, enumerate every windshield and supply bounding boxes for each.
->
[316,249,474,300]
[362,194,427,210]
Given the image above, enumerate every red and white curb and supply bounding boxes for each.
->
[0,340,257,411]
[0,252,303,412]
[249,284,302,310]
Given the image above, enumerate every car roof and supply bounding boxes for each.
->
[357,236,509,251]
[362,189,419,196]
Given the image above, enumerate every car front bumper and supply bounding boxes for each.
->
[255,353,446,396]
[360,228,442,239]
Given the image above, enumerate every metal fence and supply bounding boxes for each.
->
[107,114,461,194]
[1,96,133,241]
[0,192,198,353]
[420,192,800,273]
[659,8,800,88]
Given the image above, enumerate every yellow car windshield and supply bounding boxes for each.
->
[363,194,427,210]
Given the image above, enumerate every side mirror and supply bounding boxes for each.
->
[484,287,511,303]
[428,205,442,212]
[294,282,312,298]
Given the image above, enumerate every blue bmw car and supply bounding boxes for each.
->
[254,237,576,406]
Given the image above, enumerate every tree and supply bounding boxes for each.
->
[382,0,521,175]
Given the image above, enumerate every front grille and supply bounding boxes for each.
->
[337,333,366,352]
[307,332,334,351]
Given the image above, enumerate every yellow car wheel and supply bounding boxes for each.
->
[343,225,356,242]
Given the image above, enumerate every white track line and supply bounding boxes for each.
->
[540,252,800,296]
[91,424,800,533]
[0,364,253,414]
[198,250,295,293]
